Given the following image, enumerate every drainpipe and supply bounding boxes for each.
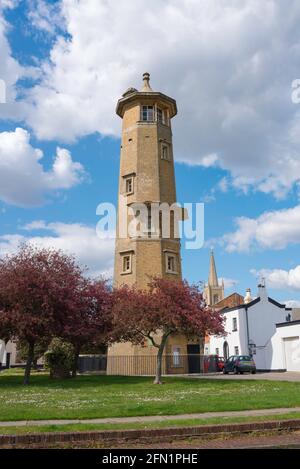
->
[245,306,250,355]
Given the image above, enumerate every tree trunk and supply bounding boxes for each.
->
[71,346,80,378]
[153,334,169,384]
[23,342,34,385]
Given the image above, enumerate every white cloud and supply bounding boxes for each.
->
[7,0,298,199]
[218,205,300,253]
[0,1,20,10]
[220,277,238,289]
[0,127,86,206]
[0,221,114,278]
[186,153,219,168]
[285,300,300,308]
[0,7,24,115]
[218,177,229,193]
[251,265,300,292]
[27,0,64,35]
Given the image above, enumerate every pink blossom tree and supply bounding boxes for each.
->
[0,245,86,384]
[113,277,225,384]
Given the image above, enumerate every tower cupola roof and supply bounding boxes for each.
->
[141,72,153,92]
[116,73,177,118]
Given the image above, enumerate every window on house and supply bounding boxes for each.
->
[141,105,154,121]
[234,346,239,356]
[215,348,219,356]
[232,317,237,331]
[122,254,132,274]
[172,347,181,366]
[161,144,170,161]
[125,177,133,195]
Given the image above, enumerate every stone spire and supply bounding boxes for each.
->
[208,249,219,287]
[141,72,153,92]
[204,249,225,306]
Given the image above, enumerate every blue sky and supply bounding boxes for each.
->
[0,0,300,306]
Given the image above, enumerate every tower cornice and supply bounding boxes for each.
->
[116,91,177,118]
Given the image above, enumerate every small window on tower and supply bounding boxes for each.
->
[166,253,177,274]
[141,105,154,121]
[125,176,133,195]
[161,145,169,160]
[121,254,132,274]
[157,107,165,124]
[232,317,238,332]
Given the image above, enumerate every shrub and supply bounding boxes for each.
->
[44,338,75,379]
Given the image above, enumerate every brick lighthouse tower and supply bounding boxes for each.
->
[107,73,191,374]
[113,72,182,288]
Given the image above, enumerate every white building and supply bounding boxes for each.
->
[0,340,17,369]
[208,283,300,372]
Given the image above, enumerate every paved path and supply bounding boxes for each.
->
[189,371,300,382]
[1,406,300,428]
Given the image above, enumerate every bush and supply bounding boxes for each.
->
[44,338,75,379]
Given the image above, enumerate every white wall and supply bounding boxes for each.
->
[0,340,17,368]
[209,308,248,358]
[0,340,6,366]
[208,293,295,371]
[269,323,300,371]
[247,298,287,350]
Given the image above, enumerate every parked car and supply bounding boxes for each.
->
[204,355,225,373]
[223,355,256,374]
[216,356,225,372]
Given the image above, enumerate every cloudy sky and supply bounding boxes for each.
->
[0,0,300,305]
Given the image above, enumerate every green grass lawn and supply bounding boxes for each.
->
[1,369,300,422]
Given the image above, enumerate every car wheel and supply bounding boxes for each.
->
[223,369,228,374]
[251,370,256,374]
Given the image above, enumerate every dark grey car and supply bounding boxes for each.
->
[223,355,256,374]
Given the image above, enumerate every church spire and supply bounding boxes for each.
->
[208,249,219,287]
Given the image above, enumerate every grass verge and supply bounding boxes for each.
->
[1,369,300,422]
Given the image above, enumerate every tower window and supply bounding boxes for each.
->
[161,144,170,161]
[125,176,133,195]
[232,317,238,332]
[166,253,177,274]
[157,107,165,124]
[141,105,154,121]
[121,254,132,274]
[123,173,135,195]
